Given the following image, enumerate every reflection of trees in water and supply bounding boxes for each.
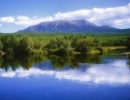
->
[108,48,127,55]
[47,55,68,68]
[127,55,130,66]
[18,55,44,69]
[0,55,44,71]
[47,54,102,68]
[73,54,102,64]
[0,54,102,71]
[0,55,20,71]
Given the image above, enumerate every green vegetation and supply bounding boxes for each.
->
[0,33,129,55]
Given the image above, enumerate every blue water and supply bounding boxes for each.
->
[0,55,130,100]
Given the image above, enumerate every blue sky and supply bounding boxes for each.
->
[0,0,130,33]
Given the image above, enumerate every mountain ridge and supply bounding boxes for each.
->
[17,20,129,33]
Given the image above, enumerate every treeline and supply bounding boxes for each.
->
[0,34,129,55]
[0,35,47,54]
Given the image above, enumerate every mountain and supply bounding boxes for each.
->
[17,20,122,33]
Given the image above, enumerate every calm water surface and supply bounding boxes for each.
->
[0,54,130,100]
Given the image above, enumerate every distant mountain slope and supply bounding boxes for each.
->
[17,20,124,33]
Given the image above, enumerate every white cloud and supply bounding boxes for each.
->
[53,3,130,27]
[1,3,130,28]
[0,24,2,26]
[0,16,15,23]
[15,16,53,26]
[16,16,31,21]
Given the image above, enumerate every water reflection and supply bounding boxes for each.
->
[47,54,102,68]
[0,54,130,85]
[0,55,44,71]
[0,54,102,70]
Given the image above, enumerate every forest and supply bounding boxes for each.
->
[0,33,129,55]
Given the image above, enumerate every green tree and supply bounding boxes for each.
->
[0,41,3,50]
[75,39,91,53]
[126,37,130,50]
[1,35,18,54]
[45,37,71,54]
[93,38,102,49]
[19,36,34,54]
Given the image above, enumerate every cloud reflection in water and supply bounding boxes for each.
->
[0,60,130,85]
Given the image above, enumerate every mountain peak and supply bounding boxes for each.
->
[18,19,119,33]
